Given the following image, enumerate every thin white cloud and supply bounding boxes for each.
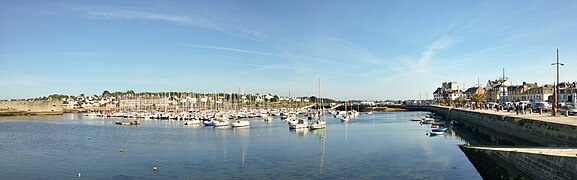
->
[401,35,454,74]
[183,44,285,57]
[65,4,267,40]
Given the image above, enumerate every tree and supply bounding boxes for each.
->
[455,97,465,104]
[102,90,111,97]
[308,96,318,103]
[470,94,485,104]
[445,98,453,104]
[438,99,446,104]
[48,94,69,101]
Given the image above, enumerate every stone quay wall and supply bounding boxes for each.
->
[0,100,63,116]
[461,146,577,180]
[407,105,577,147]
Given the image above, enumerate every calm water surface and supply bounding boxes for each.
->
[0,112,481,179]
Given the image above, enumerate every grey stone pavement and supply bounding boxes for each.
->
[436,105,577,126]
[466,146,577,157]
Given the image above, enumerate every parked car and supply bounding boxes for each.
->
[560,103,577,115]
[529,102,550,113]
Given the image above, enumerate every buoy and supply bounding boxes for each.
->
[78,172,81,177]
[153,165,158,172]
[119,148,124,153]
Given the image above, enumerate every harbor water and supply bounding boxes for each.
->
[0,112,482,179]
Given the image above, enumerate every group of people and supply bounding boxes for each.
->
[443,102,543,115]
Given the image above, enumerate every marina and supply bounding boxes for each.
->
[0,111,481,179]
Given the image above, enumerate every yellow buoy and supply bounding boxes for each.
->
[153,165,158,172]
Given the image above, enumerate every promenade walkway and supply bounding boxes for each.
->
[437,105,577,126]
[466,146,577,157]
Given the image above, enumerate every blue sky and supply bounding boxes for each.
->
[1,0,576,100]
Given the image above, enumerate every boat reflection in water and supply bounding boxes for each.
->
[234,128,250,168]
[316,129,327,175]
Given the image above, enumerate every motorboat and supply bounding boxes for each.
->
[232,120,250,127]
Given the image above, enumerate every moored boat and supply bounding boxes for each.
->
[184,119,201,126]
[231,120,250,127]
[428,127,447,135]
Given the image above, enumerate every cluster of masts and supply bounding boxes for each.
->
[85,105,370,130]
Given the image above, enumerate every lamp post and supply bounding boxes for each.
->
[551,49,564,116]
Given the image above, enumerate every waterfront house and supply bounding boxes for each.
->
[505,82,538,102]
[558,81,577,103]
[464,86,484,100]
[485,79,511,103]
[525,84,554,102]
[433,88,443,102]
[433,82,465,101]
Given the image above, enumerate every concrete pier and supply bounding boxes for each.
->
[406,105,577,179]
[461,146,577,180]
[408,105,577,146]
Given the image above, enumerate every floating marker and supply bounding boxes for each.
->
[153,165,158,172]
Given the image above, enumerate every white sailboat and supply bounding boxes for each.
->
[340,101,350,122]
[309,79,326,130]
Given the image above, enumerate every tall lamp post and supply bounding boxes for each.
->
[551,49,564,116]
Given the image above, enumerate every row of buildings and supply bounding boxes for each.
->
[433,80,577,104]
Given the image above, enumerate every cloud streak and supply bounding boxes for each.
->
[401,35,454,74]
[66,4,267,40]
[183,44,285,57]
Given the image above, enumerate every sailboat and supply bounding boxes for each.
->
[340,101,350,122]
[309,79,327,130]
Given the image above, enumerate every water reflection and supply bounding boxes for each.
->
[234,128,250,168]
[316,129,327,175]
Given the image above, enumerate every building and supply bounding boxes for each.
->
[525,84,554,102]
[442,82,459,91]
[485,78,511,103]
[433,82,464,101]
[464,86,484,100]
[505,82,539,102]
[558,81,577,103]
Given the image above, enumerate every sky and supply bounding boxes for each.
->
[1,0,576,100]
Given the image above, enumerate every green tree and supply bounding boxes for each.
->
[48,94,69,101]
[470,94,485,104]
[102,90,111,97]
[445,98,453,104]
[438,99,446,104]
[455,97,465,104]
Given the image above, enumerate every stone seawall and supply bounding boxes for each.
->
[405,105,577,179]
[0,100,63,116]
[461,146,577,180]
[407,105,577,147]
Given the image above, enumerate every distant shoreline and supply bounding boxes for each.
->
[0,111,64,117]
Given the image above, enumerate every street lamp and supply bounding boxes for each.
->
[551,49,564,116]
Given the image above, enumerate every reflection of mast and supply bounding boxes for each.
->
[319,134,326,175]
[237,128,250,168]
[344,123,348,142]
[241,143,247,167]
